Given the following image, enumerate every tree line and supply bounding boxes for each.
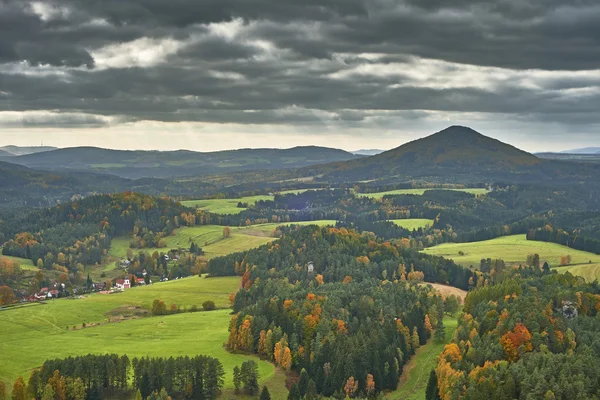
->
[4,353,225,400]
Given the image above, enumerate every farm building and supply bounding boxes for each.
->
[115,278,131,290]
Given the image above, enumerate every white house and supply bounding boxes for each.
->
[115,278,131,290]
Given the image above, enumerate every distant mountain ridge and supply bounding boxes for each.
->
[561,147,600,154]
[351,149,385,156]
[9,145,361,179]
[0,145,58,156]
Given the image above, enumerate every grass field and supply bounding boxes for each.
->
[180,190,320,215]
[357,188,488,199]
[423,235,600,270]
[0,254,36,269]
[388,316,458,400]
[0,309,275,390]
[390,219,433,230]
[0,276,280,389]
[109,221,337,262]
[181,195,273,214]
[553,263,600,283]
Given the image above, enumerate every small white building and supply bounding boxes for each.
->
[115,278,131,290]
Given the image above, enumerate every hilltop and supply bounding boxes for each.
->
[0,145,57,156]
[295,126,599,184]
[9,145,361,179]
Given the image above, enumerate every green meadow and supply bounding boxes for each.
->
[389,219,433,230]
[108,221,337,262]
[0,276,279,389]
[181,195,273,215]
[357,188,488,199]
[553,263,600,283]
[388,316,458,400]
[423,235,600,279]
[180,189,320,215]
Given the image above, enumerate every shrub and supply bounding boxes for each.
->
[202,300,216,311]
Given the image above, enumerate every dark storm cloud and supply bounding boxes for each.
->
[1,0,600,131]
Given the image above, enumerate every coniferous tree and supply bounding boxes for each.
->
[232,366,241,394]
[240,360,259,395]
[305,380,317,400]
[434,319,446,343]
[425,370,440,400]
[298,368,309,397]
[287,383,301,400]
[259,386,271,400]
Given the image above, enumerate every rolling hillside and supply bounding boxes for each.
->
[0,145,57,156]
[294,126,600,184]
[10,145,362,179]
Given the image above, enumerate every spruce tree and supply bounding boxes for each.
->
[434,319,446,343]
[305,379,318,400]
[298,368,309,397]
[233,366,241,394]
[260,386,271,400]
[287,383,301,400]
[425,370,440,400]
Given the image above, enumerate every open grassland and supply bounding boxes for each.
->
[109,221,337,261]
[423,235,600,269]
[358,188,488,199]
[553,263,600,283]
[0,254,36,269]
[0,308,275,389]
[180,189,320,215]
[181,195,273,214]
[388,316,458,400]
[0,276,273,386]
[420,283,467,303]
[1,276,239,330]
[390,219,433,230]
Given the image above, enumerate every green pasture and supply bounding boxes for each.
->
[181,195,273,215]
[423,235,600,269]
[553,263,600,283]
[0,308,274,389]
[109,221,336,261]
[357,188,488,199]
[180,189,321,215]
[0,276,266,385]
[388,316,458,400]
[0,254,36,269]
[389,219,433,230]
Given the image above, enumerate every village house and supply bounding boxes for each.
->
[115,278,131,290]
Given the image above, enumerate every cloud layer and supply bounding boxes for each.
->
[1,0,599,150]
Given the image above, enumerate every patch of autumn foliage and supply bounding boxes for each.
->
[436,344,465,400]
[500,323,532,361]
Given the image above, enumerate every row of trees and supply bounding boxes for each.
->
[10,353,225,400]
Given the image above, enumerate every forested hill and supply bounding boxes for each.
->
[264,126,600,185]
[0,192,201,268]
[9,145,361,179]
[435,269,600,399]
[209,225,477,398]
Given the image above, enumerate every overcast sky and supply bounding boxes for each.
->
[1,0,599,152]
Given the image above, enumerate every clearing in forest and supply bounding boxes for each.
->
[423,235,600,280]
[357,188,488,199]
[388,316,458,400]
[0,276,277,389]
[180,189,317,215]
[389,219,434,230]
